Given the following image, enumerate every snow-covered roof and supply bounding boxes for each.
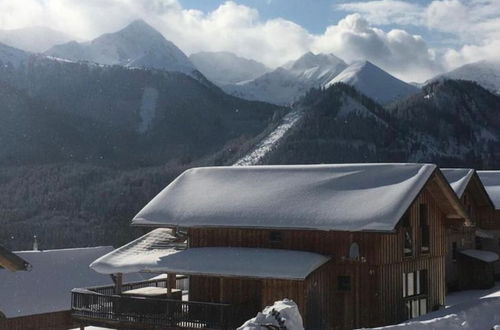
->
[0,246,144,318]
[459,249,499,263]
[476,229,495,239]
[90,228,186,274]
[93,246,330,280]
[0,244,30,272]
[132,164,444,231]
[441,168,475,198]
[477,171,500,209]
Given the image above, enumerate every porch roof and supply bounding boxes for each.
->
[91,245,330,280]
[459,249,499,263]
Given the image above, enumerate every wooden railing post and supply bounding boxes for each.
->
[167,272,176,294]
[111,273,122,294]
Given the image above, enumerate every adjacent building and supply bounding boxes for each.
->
[0,246,143,330]
[74,163,469,330]
[441,168,498,290]
[476,170,500,278]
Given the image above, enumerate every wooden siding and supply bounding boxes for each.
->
[187,174,452,329]
[0,311,74,330]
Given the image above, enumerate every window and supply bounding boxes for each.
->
[348,242,360,260]
[420,204,430,254]
[269,231,282,243]
[452,242,457,262]
[403,214,413,257]
[475,236,482,250]
[403,270,428,319]
[338,276,351,291]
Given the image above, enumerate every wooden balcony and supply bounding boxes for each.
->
[71,278,255,330]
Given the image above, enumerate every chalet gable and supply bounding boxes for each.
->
[477,171,500,210]
[442,168,494,209]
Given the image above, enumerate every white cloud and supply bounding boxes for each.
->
[337,0,424,26]
[0,0,493,82]
[311,14,439,82]
[338,0,500,71]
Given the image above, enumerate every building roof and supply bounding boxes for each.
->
[441,168,475,198]
[90,228,185,274]
[459,249,499,263]
[442,169,494,209]
[132,163,465,232]
[477,171,500,210]
[0,246,144,318]
[0,244,31,272]
[92,246,330,280]
[476,229,495,239]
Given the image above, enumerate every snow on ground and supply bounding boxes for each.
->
[233,106,304,166]
[71,327,112,330]
[238,299,304,330]
[363,282,500,329]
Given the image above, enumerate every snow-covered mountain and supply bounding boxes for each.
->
[0,42,30,67]
[45,19,196,76]
[0,26,74,53]
[252,79,500,167]
[224,52,347,105]
[189,51,270,86]
[435,60,500,94]
[326,61,419,104]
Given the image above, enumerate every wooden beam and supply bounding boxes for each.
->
[167,272,176,294]
[112,273,123,294]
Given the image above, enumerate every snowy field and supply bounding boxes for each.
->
[366,282,500,329]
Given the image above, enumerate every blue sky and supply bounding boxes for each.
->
[179,0,438,42]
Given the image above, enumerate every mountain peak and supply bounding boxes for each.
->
[327,60,418,104]
[434,59,500,94]
[45,20,196,76]
[112,19,165,42]
[288,52,345,71]
[122,19,158,34]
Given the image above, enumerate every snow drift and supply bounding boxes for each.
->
[238,299,304,330]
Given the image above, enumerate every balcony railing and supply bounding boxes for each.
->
[71,279,256,330]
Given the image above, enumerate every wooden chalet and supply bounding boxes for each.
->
[74,164,468,330]
[441,168,498,290]
[476,170,500,278]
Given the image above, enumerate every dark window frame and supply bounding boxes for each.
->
[403,214,413,258]
[269,231,282,243]
[452,242,457,261]
[337,275,351,291]
[420,204,430,254]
